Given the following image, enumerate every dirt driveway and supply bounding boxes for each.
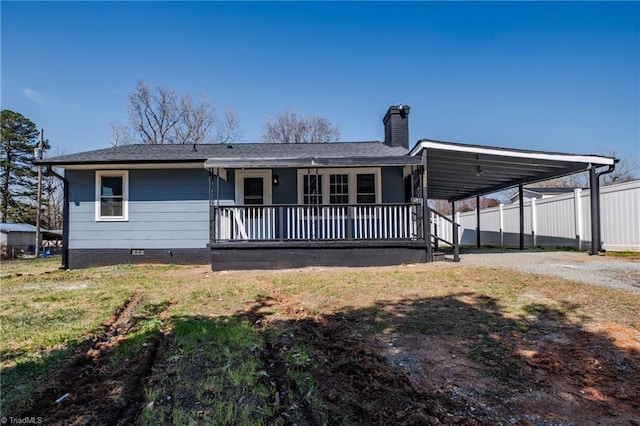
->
[458,250,640,293]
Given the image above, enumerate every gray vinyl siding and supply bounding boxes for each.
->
[381,167,405,203]
[212,170,235,203]
[67,169,210,249]
[272,168,297,204]
[66,165,406,250]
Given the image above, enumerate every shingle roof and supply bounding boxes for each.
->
[38,142,410,166]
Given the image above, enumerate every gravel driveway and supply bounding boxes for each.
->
[458,250,640,294]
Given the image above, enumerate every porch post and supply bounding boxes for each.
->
[422,151,432,262]
[209,169,214,244]
[589,165,600,255]
[519,184,524,250]
[476,195,481,249]
[209,168,221,244]
[315,167,320,239]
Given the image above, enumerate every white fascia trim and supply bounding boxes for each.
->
[411,140,616,166]
[62,162,203,170]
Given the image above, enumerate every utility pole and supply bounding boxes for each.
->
[35,129,44,258]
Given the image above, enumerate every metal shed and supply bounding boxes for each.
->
[0,223,62,258]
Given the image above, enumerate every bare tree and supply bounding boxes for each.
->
[110,80,241,146]
[534,149,638,188]
[431,197,501,215]
[215,106,243,143]
[262,110,339,144]
[600,149,639,185]
[129,81,182,144]
[110,123,133,147]
[42,174,63,230]
[41,147,66,230]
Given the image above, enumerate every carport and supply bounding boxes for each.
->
[410,139,617,261]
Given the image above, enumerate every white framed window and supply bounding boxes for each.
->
[303,174,323,205]
[356,173,376,204]
[296,168,381,205]
[329,174,349,204]
[235,170,272,205]
[95,170,129,221]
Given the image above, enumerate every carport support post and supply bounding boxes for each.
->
[451,201,460,262]
[589,165,600,255]
[476,195,481,249]
[519,184,524,250]
[422,151,433,262]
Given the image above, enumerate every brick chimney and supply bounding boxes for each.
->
[383,104,410,149]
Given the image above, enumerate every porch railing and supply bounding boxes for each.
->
[211,203,421,242]
[429,208,461,262]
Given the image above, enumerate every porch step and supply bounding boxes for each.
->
[433,251,446,262]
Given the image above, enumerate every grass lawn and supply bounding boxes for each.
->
[1,256,639,424]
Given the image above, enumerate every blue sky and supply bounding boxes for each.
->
[1,1,638,163]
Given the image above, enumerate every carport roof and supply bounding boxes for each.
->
[410,139,616,202]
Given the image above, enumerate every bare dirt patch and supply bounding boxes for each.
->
[14,294,168,425]
[242,286,640,425]
[374,298,640,425]
[242,297,448,425]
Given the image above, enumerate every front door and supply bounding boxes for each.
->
[234,170,273,239]
[235,170,272,205]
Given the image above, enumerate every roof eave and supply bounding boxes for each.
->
[412,139,616,166]
[36,159,206,170]
[204,156,421,169]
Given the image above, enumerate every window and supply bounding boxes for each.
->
[297,168,380,205]
[356,174,376,204]
[303,175,322,205]
[95,171,128,221]
[243,177,264,205]
[329,174,349,204]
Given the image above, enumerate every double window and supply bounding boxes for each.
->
[95,171,128,221]
[297,168,380,205]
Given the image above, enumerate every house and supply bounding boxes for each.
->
[507,187,580,204]
[0,223,62,258]
[38,105,617,270]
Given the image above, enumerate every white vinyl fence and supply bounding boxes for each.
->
[451,180,640,252]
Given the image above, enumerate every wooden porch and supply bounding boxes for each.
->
[208,203,438,270]
[208,201,464,270]
[211,203,421,242]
